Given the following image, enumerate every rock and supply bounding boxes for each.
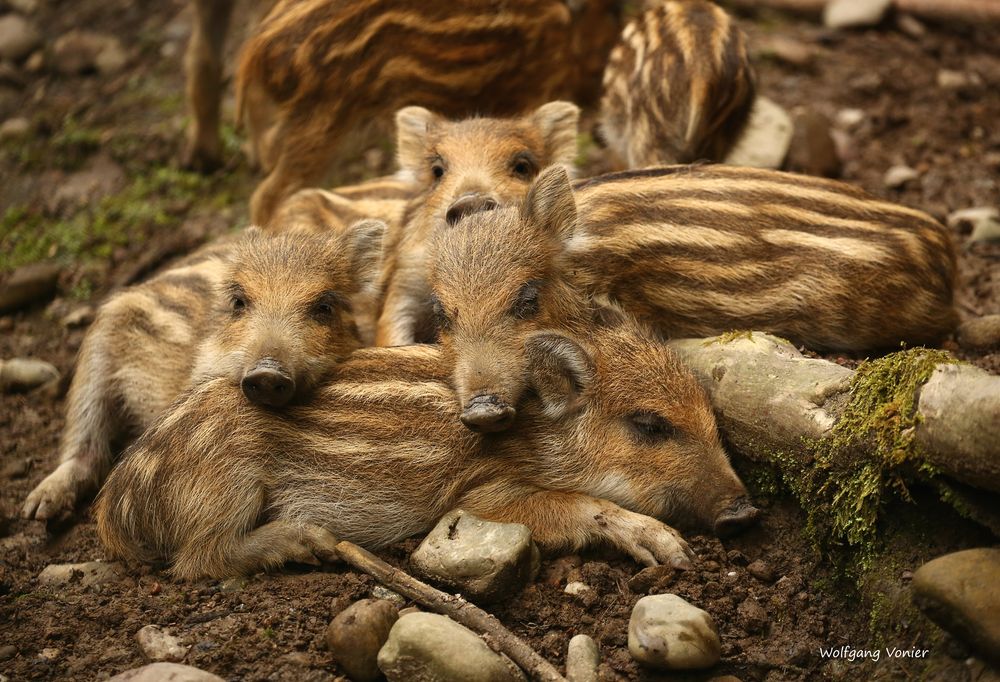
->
[564,581,590,595]
[136,625,189,663]
[937,69,982,92]
[747,560,775,583]
[823,0,891,29]
[737,597,768,634]
[410,509,539,602]
[628,594,721,670]
[758,35,814,68]
[24,49,42,72]
[326,599,398,682]
[0,262,61,314]
[708,677,744,682]
[377,612,526,681]
[38,647,59,661]
[835,108,866,130]
[0,645,15,660]
[627,565,675,594]
[895,13,926,38]
[948,207,999,234]
[565,634,599,682]
[883,165,919,189]
[912,548,1000,665]
[37,561,122,588]
[0,14,41,61]
[0,116,29,140]
[786,108,841,178]
[49,154,126,215]
[957,316,1000,350]
[0,358,59,392]
[62,304,95,328]
[51,31,127,75]
[107,663,224,682]
[723,96,793,170]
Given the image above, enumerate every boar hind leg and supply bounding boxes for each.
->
[173,521,340,580]
[183,0,236,171]
[466,488,694,569]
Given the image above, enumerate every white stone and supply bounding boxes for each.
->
[824,0,892,29]
[0,116,29,140]
[377,612,526,682]
[723,96,793,170]
[0,14,41,61]
[135,625,188,663]
[37,561,120,588]
[948,207,1000,244]
[410,509,539,602]
[883,165,919,189]
[565,634,599,682]
[564,581,591,595]
[0,357,59,392]
[835,108,866,130]
[107,663,224,682]
[628,594,721,670]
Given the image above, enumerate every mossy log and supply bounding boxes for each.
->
[667,333,1000,545]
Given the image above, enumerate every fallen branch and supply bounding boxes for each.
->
[667,333,1000,544]
[720,0,1000,24]
[335,540,566,682]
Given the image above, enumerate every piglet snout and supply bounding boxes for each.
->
[713,496,760,537]
[460,395,516,433]
[242,359,295,408]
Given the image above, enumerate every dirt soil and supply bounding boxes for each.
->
[1,1,998,681]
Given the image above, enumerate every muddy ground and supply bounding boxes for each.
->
[1,0,999,680]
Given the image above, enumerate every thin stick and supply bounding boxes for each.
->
[335,540,566,682]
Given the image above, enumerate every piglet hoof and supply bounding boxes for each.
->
[22,460,86,521]
[622,516,695,570]
[181,137,222,174]
[289,524,342,566]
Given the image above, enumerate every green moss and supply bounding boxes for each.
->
[1,166,244,273]
[803,347,957,559]
[704,329,755,346]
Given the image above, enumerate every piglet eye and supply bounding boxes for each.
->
[228,286,248,316]
[431,159,446,181]
[629,411,676,443]
[511,280,541,320]
[431,294,452,332]
[510,152,538,179]
[311,292,346,323]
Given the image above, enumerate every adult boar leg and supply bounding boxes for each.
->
[183,0,236,170]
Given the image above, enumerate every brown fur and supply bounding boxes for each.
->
[600,0,756,168]
[95,320,751,579]
[22,224,385,521]
[429,164,957,441]
[374,101,582,346]
[235,0,622,224]
[270,175,419,236]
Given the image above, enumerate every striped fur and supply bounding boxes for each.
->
[235,0,622,224]
[95,321,753,579]
[600,0,755,168]
[22,226,386,522]
[569,164,957,351]
[270,175,419,236]
[428,164,956,443]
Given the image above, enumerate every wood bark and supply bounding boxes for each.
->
[667,333,1000,496]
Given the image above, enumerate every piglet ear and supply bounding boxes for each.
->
[521,164,577,242]
[525,331,594,420]
[531,100,581,167]
[396,106,443,175]
[341,219,386,294]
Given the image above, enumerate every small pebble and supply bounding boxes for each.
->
[747,560,775,583]
[564,581,591,595]
[883,165,919,189]
[565,634,599,682]
[628,594,721,670]
[135,625,188,663]
[325,599,398,682]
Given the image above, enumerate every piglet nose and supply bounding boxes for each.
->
[446,193,498,226]
[460,395,516,433]
[713,496,760,537]
[241,359,295,408]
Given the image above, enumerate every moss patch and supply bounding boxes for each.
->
[804,348,957,559]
